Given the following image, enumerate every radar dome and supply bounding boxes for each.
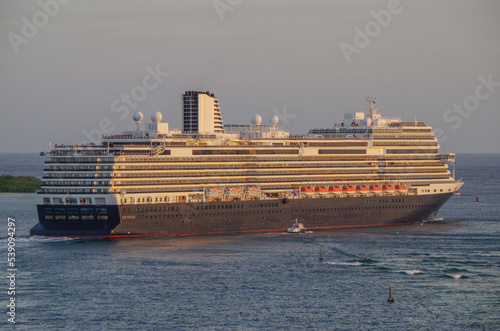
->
[133,111,144,124]
[151,111,162,123]
[269,115,279,125]
[251,114,262,125]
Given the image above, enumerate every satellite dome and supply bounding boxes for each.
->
[151,111,162,123]
[251,114,262,125]
[132,111,144,124]
[269,115,279,125]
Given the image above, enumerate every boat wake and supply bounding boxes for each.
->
[393,269,423,275]
[326,261,363,267]
[28,236,76,243]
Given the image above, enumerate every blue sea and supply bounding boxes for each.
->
[0,153,499,330]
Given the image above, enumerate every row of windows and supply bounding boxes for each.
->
[307,142,369,147]
[40,188,109,194]
[48,165,112,171]
[373,141,438,146]
[111,160,446,171]
[125,202,282,214]
[299,204,437,213]
[112,174,450,187]
[45,173,111,179]
[386,149,438,154]
[44,215,108,220]
[318,149,367,155]
[132,206,179,212]
[44,207,108,215]
[193,150,300,155]
[142,209,284,220]
[110,167,447,184]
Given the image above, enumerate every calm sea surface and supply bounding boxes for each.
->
[0,153,499,330]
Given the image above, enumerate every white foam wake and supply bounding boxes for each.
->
[327,262,363,267]
[394,269,423,275]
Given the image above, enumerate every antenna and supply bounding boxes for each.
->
[133,112,144,131]
[366,96,379,116]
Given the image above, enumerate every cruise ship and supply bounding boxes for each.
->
[30,92,463,238]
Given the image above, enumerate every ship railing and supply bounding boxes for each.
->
[149,143,166,156]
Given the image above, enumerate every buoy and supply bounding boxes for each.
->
[319,248,323,261]
[476,195,479,202]
[388,286,395,303]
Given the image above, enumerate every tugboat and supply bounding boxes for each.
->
[287,222,307,233]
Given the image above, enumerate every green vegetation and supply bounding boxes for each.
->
[0,175,42,193]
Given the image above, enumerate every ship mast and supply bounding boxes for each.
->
[366,96,380,117]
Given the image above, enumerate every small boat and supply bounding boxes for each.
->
[342,185,356,195]
[226,187,243,197]
[395,185,408,193]
[205,188,224,198]
[301,187,315,196]
[356,185,370,195]
[245,186,261,196]
[287,222,307,233]
[329,186,343,195]
[369,185,383,195]
[382,185,395,194]
[315,187,329,195]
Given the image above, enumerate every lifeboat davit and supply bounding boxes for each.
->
[301,187,315,196]
[329,186,343,195]
[315,187,329,195]
[382,185,396,194]
[226,187,243,197]
[369,185,382,195]
[245,186,261,196]
[206,188,224,198]
[395,185,408,194]
[342,186,356,195]
[356,185,370,195]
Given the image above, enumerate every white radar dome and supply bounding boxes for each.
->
[269,115,279,125]
[251,114,262,125]
[132,111,144,123]
[151,111,162,123]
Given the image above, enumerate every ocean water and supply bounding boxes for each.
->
[0,153,499,330]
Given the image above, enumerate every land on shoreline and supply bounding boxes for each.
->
[0,175,41,193]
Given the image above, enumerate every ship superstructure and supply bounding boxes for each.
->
[31,94,463,237]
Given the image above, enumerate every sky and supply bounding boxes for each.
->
[1,0,499,154]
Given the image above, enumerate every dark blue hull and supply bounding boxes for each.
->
[30,193,454,238]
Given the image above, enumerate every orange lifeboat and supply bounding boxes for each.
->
[315,187,329,195]
[301,187,315,196]
[369,185,382,195]
[226,187,243,197]
[356,185,370,195]
[206,188,224,199]
[329,186,343,195]
[342,185,356,195]
[395,185,408,194]
[382,185,396,194]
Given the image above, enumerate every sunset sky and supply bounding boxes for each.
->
[1,0,499,153]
